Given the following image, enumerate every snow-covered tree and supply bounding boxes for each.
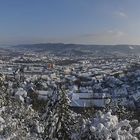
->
[0,88,44,139]
[42,85,78,140]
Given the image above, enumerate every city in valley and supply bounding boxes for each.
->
[1,44,140,110]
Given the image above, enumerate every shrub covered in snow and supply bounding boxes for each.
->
[74,110,140,140]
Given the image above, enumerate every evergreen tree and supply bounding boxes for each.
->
[43,84,78,140]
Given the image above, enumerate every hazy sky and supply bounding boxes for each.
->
[0,0,140,45]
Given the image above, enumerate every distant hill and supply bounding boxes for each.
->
[12,43,140,56]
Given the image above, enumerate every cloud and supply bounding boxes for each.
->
[115,11,128,18]
[76,30,125,41]
[1,30,140,45]
[64,30,126,44]
[70,29,140,45]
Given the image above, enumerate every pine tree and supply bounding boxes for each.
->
[43,84,78,140]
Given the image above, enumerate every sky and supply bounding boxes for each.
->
[0,0,140,45]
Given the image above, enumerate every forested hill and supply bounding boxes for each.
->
[13,43,140,56]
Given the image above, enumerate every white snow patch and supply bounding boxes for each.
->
[129,46,134,50]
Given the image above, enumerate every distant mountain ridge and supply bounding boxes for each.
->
[13,43,140,56]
